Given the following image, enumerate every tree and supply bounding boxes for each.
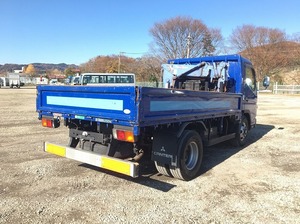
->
[24,64,36,75]
[284,35,300,84]
[80,55,115,73]
[79,54,162,83]
[80,55,138,74]
[131,55,162,83]
[230,25,286,52]
[149,16,223,60]
[229,25,287,81]
[64,67,80,76]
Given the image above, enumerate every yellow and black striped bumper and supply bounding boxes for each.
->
[44,142,139,178]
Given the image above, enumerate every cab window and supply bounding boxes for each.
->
[245,66,257,94]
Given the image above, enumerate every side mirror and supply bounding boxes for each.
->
[263,76,270,89]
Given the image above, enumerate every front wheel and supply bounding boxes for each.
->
[231,115,249,147]
[170,130,203,181]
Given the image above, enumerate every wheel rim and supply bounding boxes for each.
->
[240,121,248,141]
[184,141,199,170]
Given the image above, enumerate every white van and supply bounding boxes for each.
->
[81,73,135,86]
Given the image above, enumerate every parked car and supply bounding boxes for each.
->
[49,79,58,85]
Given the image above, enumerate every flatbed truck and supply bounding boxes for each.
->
[36,54,257,180]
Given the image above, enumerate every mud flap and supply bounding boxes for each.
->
[152,129,178,167]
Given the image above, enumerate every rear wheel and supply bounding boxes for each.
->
[170,130,203,181]
[154,161,172,177]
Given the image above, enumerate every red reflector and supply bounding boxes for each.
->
[42,118,53,128]
[116,130,126,141]
[115,130,134,142]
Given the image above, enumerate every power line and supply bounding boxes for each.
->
[118,51,148,73]
[119,52,147,55]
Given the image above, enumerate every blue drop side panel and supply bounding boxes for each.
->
[138,87,242,126]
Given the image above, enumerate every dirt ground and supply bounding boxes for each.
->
[0,87,299,224]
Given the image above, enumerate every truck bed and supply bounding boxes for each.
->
[36,85,242,131]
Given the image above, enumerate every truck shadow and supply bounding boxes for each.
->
[136,123,274,189]
[199,123,274,176]
[80,123,274,192]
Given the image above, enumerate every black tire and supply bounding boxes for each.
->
[170,130,203,181]
[154,161,173,177]
[231,115,249,147]
[68,137,79,148]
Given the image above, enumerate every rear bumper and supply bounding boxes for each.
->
[44,142,139,178]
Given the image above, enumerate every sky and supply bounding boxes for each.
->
[1,0,299,65]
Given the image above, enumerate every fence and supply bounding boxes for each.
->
[272,83,300,94]
[257,82,300,94]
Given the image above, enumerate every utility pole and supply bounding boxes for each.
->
[118,52,125,73]
[187,33,191,58]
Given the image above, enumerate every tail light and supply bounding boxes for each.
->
[42,117,60,128]
[113,129,134,142]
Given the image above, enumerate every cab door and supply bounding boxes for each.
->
[242,65,257,128]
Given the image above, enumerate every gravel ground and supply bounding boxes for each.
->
[0,87,299,224]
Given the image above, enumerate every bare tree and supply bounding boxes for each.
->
[230,25,287,81]
[138,55,162,83]
[149,16,223,60]
[230,25,286,51]
[286,34,300,84]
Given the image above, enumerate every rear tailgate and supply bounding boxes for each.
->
[36,85,137,126]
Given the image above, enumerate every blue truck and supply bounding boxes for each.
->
[36,54,257,180]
